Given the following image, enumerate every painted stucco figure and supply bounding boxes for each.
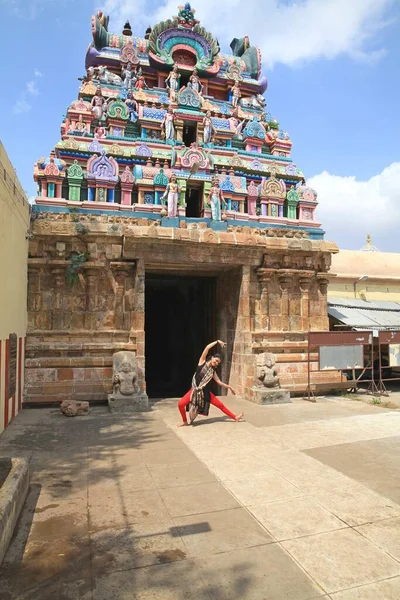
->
[122,62,137,90]
[161,173,181,217]
[188,69,203,94]
[125,92,139,122]
[230,81,241,108]
[203,111,214,144]
[165,64,180,101]
[162,107,176,140]
[90,87,106,120]
[208,177,226,221]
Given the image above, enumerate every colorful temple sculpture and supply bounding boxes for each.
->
[27,5,338,405]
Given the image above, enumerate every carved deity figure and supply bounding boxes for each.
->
[122,62,137,90]
[231,80,241,108]
[75,114,86,132]
[208,177,226,221]
[162,107,176,141]
[113,361,140,396]
[256,353,280,388]
[188,68,202,94]
[135,68,148,90]
[125,92,139,122]
[91,87,106,121]
[165,64,180,101]
[94,125,107,138]
[229,110,246,138]
[203,110,214,144]
[161,173,181,218]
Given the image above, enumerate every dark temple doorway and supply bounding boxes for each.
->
[186,185,202,217]
[183,122,197,146]
[145,274,217,398]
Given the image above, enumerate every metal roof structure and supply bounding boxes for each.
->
[328,297,400,331]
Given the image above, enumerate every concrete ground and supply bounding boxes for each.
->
[0,396,400,600]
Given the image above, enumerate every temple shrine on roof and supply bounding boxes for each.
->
[34,3,320,233]
[27,4,337,407]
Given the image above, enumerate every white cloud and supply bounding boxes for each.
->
[13,100,32,115]
[100,0,393,67]
[26,81,39,95]
[12,69,43,114]
[310,163,400,251]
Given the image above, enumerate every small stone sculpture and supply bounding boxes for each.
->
[249,353,290,405]
[256,353,280,388]
[60,400,89,417]
[108,351,148,412]
[113,361,140,396]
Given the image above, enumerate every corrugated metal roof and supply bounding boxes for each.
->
[328,296,400,310]
[328,297,400,330]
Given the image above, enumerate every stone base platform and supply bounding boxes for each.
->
[108,393,149,413]
[0,458,30,565]
[249,387,291,405]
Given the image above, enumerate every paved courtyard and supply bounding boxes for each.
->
[1,395,400,599]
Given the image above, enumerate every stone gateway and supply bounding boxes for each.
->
[25,4,338,406]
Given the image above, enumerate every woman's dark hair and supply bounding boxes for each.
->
[210,353,222,361]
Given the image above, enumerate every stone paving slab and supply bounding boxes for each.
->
[159,481,240,517]
[172,507,274,556]
[305,435,400,503]
[196,544,325,600]
[356,517,400,562]
[329,576,400,599]
[282,528,400,594]
[251,496,346,541]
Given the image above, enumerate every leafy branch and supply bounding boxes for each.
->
[66,251,89,287]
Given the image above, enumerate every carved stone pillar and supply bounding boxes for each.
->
[85,268,97,330]
[175,119,184,143]
[51,267,65,329]
[299,276,312,332]
[318,276,330,330]
[279,274,291,332]
[113,268,129,331]
[256,268,273,330]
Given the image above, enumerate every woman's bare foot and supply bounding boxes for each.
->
[177,422,189,427]
[234,412,244,422]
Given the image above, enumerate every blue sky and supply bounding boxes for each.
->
[0,0,399,250]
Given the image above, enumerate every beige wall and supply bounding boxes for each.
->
[0,142,30,433]
[329,249,400,302]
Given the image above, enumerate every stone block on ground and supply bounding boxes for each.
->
[249,387,291,405]
[60,400,89,416]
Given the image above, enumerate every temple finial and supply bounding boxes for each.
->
[360,234,380,252]
[122,20,132,36]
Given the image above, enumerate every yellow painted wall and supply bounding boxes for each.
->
[0,142,30,433]
[329,282,400,302]
[329,249,400,302]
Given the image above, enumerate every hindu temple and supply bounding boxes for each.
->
[27,4,338,405]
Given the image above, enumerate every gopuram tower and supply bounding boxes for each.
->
[27,4,338,405]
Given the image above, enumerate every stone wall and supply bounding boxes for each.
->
[25,210,339,404]
[0,143,30,431]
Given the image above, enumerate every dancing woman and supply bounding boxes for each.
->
[177,340,244,426]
